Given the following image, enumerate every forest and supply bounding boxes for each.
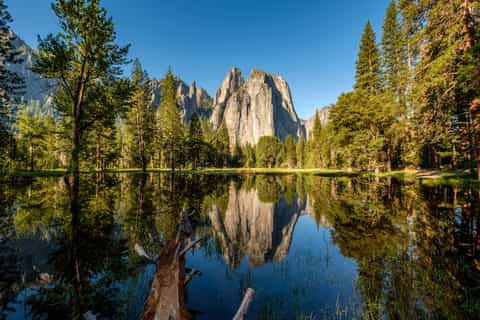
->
[0,0,479,179]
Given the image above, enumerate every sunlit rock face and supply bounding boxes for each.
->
[211,68,305,146]
[208,183,304,268]
[9,36,56,109]
[303,107,330,139]
[150,79,212,123]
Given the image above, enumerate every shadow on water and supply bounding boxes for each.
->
[0,174,479,319]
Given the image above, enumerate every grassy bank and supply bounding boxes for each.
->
[1,167,477,184]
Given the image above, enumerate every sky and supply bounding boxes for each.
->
[8,0,391,119]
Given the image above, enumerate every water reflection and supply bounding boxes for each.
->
[0,174,478,319]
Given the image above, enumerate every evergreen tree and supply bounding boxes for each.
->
[187,112,203,169]
[256,136,283,168]
[33,0,129,174]
[284,134,296,168]
[241,143,256,168]
[381,0,407,97]
[125,59,155,171]
[413,0,477,169]
[296,133,305,168]
[15,103,56,171]
[355,21,381,94]
[307,112,323,168]
[0,0,24,167]
[216,119,230,167]
[158,68,183,171]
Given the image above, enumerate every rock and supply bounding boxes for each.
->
[211,68,305,146]
[150,78,213,123]
[303,107,330,139]
[211,67,245,129]
[9,35,56,110]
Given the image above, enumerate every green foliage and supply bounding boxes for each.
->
[355,21,381,94]
[0,1,24,168]
[296,133,305,169]
[124,59,155,171]
[187,113,203,169]
[284,134,296,168]
[158,68,183,170]
[15,103,58,170]
[33,0,129,173]
[256,136,284,168]
[381,0,407,97]
[214,120,230,167]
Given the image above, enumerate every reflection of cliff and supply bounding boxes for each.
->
[209,184,303,268]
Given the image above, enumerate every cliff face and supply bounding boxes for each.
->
[9,37,56,108]
[211,68,305,146]
[208,183,303,268]
[303,107,330,139]
[150,79,212,123]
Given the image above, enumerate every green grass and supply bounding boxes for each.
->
[1,168,478,185]
[419,172,478,186]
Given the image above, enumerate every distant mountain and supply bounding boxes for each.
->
[10,34,327,141]
[303,107,330,139]
[9,36,56,108]
[211,67,305,146]
[149,79,213,123]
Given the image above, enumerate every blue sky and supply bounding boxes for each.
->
[8,0,390,119]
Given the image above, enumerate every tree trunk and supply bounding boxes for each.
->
[30,144,34,171]
[471,99,480,180]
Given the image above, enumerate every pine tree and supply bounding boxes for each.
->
[296,133,305,168]
[159,68,183,171]
[284,134,296,168]
[256,136,283,168]
[413,0,477,169]
[308,112,323,168]
[126,59,155,171]
[381,0,407,97]
[355,21,381,94]
[0,0,24,167]
[33,0,129,174]
[188,112,203,169]
[216,119,230,167]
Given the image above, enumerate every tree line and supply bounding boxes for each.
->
[0,0,479,177]
[307,0,480,177]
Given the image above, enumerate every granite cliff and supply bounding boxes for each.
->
[211,68,306,146]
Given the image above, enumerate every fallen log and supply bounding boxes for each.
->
[232,288,255,320]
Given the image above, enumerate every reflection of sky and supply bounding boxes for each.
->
[187,215,359,319]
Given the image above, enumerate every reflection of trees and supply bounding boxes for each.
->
[0,179,21,319]
[21,174,130,319]
[305,176,480,319]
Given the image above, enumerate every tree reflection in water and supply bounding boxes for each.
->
[0,174,478,319]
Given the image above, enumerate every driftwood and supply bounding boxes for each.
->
[142,210,200,320]
[232,288,255,320]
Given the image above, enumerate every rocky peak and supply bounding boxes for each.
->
[211,67,305,146]
[303,107,330,139]
[211,68,245,128]
[151,78,213,123]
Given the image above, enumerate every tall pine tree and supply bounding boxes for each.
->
[381,0,407,98]
[159,68,183,171]
[284,134,296,168]
[0,0,24,167]
[126,59,155,171]
[355,21,381,95]
[33,0,129,174]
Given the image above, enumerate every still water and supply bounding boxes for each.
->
[0,174,479,319]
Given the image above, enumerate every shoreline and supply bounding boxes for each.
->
[0,168,477,183]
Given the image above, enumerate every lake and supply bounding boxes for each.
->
[0,174,479,319]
